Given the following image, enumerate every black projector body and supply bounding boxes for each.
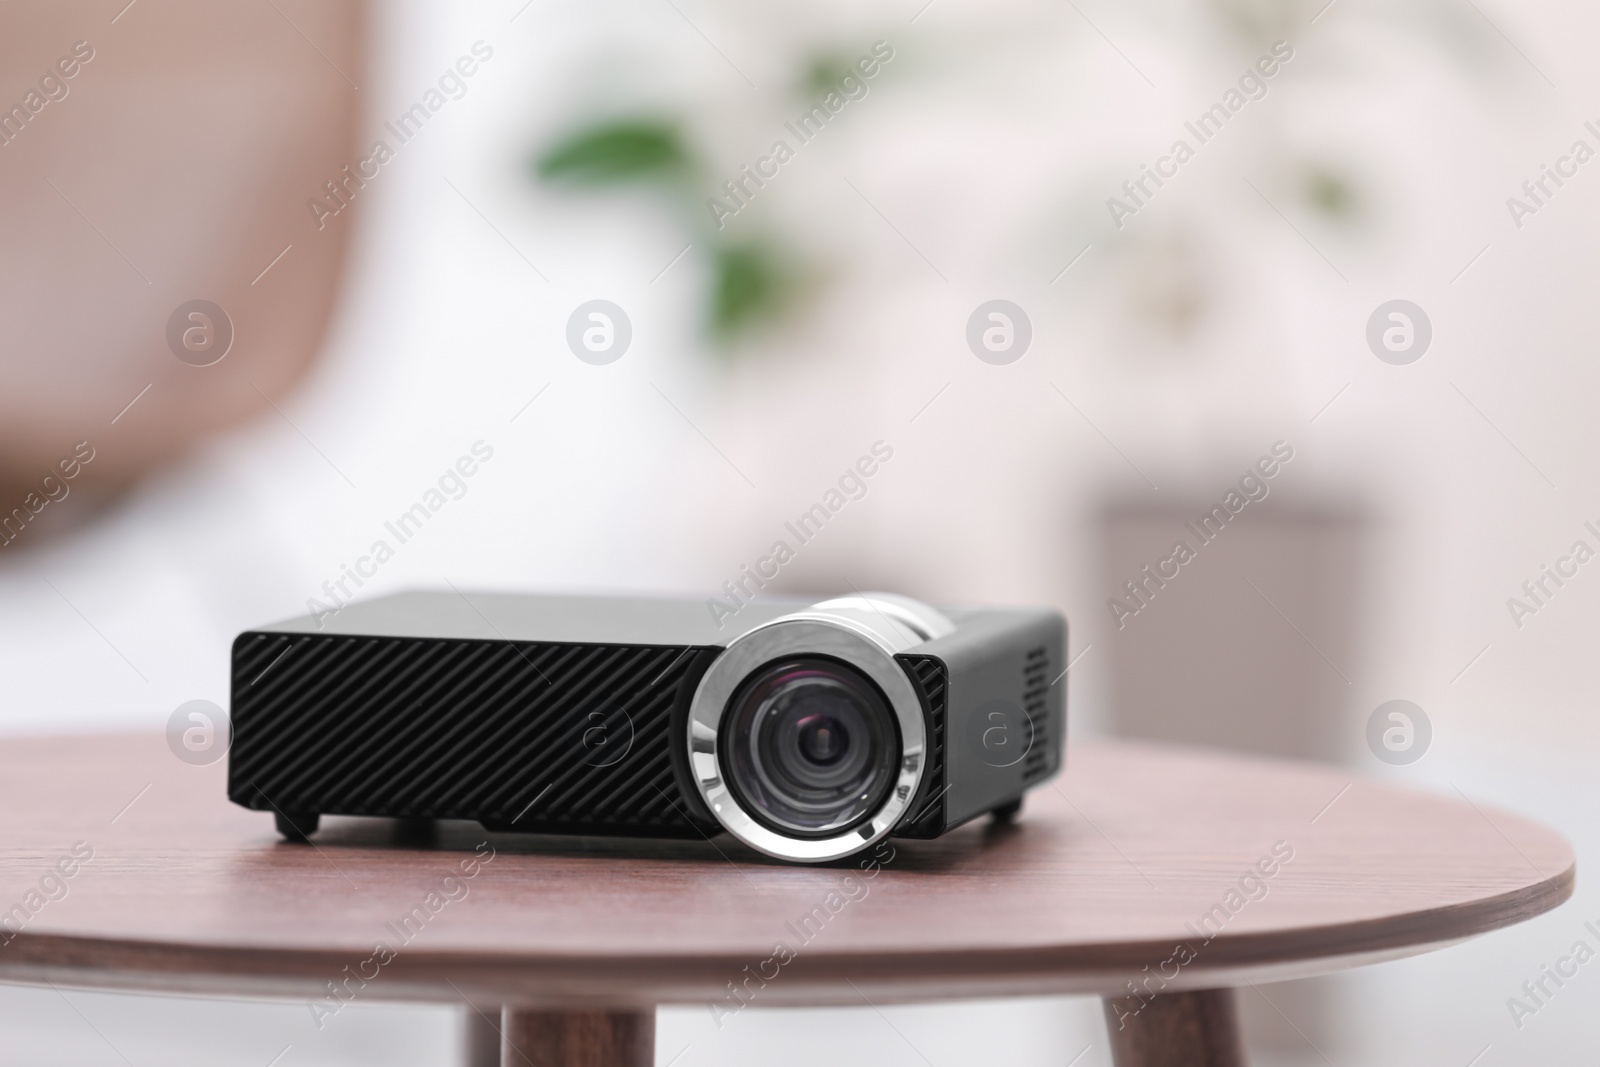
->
[228,591,1065,863]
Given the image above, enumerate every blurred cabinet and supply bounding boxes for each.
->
[1101,503,1364,761]
[1100,500,1367,1061]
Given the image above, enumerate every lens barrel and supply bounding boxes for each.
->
[686,601,933,862]
[720,656,900,837]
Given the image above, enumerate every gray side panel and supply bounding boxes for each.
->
[916,608,1066,826]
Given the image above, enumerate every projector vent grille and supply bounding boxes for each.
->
[1021,645,1052,783]
[892,653,949,838]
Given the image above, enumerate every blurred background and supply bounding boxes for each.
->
[2,0,1597,1062]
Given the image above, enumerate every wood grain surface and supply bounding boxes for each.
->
[0,734,1572,1008]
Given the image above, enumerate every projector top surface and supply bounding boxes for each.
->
[249,590,813,647]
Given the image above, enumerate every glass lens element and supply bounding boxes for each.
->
[720,656,901,837]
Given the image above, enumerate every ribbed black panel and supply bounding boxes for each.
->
[228,632,718,836]
[891,653,948,838]
[1021,644,1051,783]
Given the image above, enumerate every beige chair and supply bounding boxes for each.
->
[0,0,363,527]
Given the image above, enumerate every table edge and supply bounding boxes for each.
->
[0,857,1572,1006]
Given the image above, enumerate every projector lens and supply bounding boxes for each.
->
[721,656,901,837]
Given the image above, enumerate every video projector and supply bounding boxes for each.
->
[227,591,1065,863]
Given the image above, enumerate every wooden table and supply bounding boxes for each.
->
[0,735,1572,1066]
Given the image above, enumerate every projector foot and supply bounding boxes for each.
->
[991,798,1023,822]
[274,811,320,841]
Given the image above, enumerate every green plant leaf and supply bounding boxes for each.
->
[803,55,853,97]
[1306,166,1356,219]
[710,240,791,339]
[536,119,690,185]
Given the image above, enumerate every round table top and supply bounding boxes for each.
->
[0,733,1572,1008]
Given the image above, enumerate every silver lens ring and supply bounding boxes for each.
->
[687,613,927,863]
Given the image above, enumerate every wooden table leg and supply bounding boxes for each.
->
[462,1004,502,1067]
[499,1006,655,1067]
[1102,988,1246,1067]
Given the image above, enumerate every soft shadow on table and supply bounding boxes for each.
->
[261,808,1053,874]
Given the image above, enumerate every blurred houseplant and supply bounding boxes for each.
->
[536,117,798,345]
